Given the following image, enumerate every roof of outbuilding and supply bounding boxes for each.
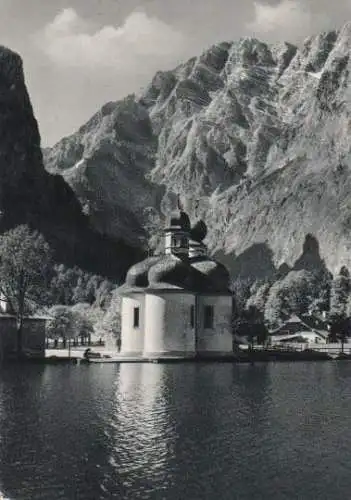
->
[269,314,329,337]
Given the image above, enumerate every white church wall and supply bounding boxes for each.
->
[197,295,233,352]
[144,292,196,355]
[120,294,145,354]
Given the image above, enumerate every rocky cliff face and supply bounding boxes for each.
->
[44,23,351,279]
[44,97,163,247]
[0,46,141,280]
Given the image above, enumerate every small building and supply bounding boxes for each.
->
[270,314,328,345]
[0,294,47,360]
[0,315,48,360]
[118,207,234,358]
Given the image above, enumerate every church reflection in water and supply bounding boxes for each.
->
[104,363,179,495]
[103,362,256,498]
[0,362,350,500]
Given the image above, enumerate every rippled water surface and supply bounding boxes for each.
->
[1,362,351,499]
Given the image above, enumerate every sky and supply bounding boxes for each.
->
[1,0,351,146]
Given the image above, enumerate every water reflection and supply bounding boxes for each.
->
[2,362,351,499]
[102,364,178,498]
[103,363,249,499]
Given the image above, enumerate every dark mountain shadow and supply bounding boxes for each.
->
[277,263,291,279]
[293,234,330,277]
[0,170,144,282]
[215,243,278,281]
[214,235,333,285]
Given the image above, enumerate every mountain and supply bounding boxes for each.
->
[44,23,351,279]
[44,98,163,247]
[0,46,141,280]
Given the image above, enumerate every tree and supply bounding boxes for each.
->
[50,264,78,305]
[232,305,268,348]
[95,280,114,309]
[0,225,53,357]
[328,317,351,353]
[46,305,94,349]
[96,290,121,349]
[264,282,285,328]
[231,278,252,316]
[71,303,95,344]
[50,265,114,307]
[329,267,351,352]
[246,280,272,315]
[72,274,102,305]
[264,270,326,327]
[46,305,78,347]
[330,267,350,319]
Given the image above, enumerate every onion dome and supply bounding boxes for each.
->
[190,258,230,291]
[189,219,207,242]
[165,210,191,232]
[148,254,212,291]
[148,255,193,288]
[125,256,160,287]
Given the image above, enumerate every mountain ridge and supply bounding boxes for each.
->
[43,23,351,279]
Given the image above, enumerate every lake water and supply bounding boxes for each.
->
[0,362,351,499]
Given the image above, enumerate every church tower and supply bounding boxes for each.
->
[164,197,191,258]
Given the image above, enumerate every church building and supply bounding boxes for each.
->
[118,206,234,358]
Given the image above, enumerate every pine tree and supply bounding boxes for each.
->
[330,266,350,319]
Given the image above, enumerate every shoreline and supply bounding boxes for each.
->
[3,348,351,364]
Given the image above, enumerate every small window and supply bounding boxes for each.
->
[133,307,140,328]
[171,234,187,248]
[190,305,195,328]
[204,305,214,329]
